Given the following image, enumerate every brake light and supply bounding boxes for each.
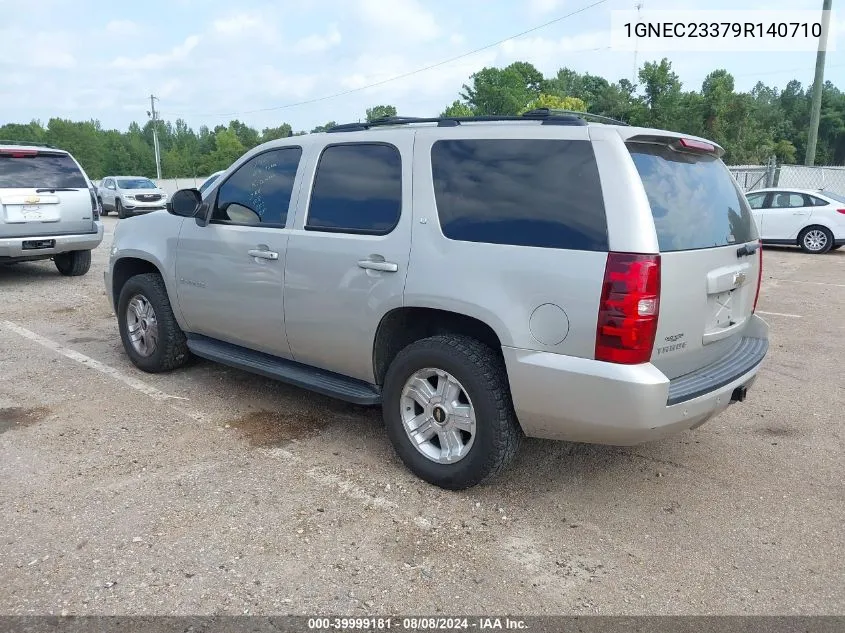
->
[752,240,763,314]
[0,149,38,157]
[837,208,845,214]
[595,252,661,364]
[677,138,716,153]
[89,188,100,220]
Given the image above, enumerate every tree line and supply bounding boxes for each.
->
[1,58,843,179]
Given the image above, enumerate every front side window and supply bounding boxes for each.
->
[306,143,402,234]
[431,139,608,251]
[212,147,302,226]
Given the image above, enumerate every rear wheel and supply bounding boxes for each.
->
[799,226,833,254]
[97,197,108,215]
[117,273,192,373]
[382,334,521,490]
[54,250,91,276]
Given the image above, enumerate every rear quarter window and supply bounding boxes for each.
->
[431,139,608,251]
[627,143,757,251]
[0,152,87,189]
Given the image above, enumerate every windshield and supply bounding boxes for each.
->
[627,142,757,252]
[0,152,87,188]
[821,190,845,204]
[117,178,156,189]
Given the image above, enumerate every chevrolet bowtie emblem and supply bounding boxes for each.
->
[25,196,40,204]
[733,271,747,287]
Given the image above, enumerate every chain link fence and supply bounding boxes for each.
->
[730,161,845,197]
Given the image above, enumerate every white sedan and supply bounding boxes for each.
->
[746,188,845,254]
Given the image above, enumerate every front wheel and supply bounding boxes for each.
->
[799,226,833,254]
[117,273,192,373]
[97,198,108,215]
[54,250,91,276]
[116,199,127,219]
[382,334,522,490]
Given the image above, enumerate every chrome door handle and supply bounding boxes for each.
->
[248,249,279,260]
[357,259,398,272]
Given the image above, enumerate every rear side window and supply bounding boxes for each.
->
[628,143,757,251]
[430,139,608,251]
[0,152,87,189]
[306,143,402,234]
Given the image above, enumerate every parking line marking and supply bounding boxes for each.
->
[770,278,845,288]
[1,320,202,421]
[756,310,803,318]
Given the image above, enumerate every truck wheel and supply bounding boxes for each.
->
[117,273,192,373]
[54,250,91,276]
[799,226,833,254]
[382,334,522,490]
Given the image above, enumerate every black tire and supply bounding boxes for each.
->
[97,197,108,215]
[117,272,192,373]
[382,334,522,490]
[54,250,91,276]
[116,199,126,219]
[831,245,842,251]
[798,226,833,254]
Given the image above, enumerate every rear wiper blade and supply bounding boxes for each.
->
[35,187,79,193]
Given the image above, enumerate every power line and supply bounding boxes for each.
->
[160,0,610,119]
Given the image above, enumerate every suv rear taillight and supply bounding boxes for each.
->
[595,252,661,365]
[89,187,100,220]
[752,240,763,313]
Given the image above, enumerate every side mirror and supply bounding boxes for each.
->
[167,188,202,217]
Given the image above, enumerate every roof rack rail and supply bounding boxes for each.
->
[540,109,630,126]
[0,139,57,149]
[326,110,589,133]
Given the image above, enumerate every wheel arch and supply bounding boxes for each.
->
[372,306,506,387]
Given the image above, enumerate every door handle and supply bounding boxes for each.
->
[357,259,398,272]
[248,249,279,260]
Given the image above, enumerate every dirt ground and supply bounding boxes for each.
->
[1,215,843,616]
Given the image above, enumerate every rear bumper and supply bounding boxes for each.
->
[0,222,104,259]
[504,314,769,445]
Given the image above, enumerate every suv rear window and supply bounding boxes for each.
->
[0,152,87,189]
[431,139,608,251]
[627,143,757,251]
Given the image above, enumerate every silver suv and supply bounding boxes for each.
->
[106,112,769,489]
[1,141,104,276]
[98,176,168,218]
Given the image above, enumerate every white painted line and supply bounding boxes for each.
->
[771,278,845,288]
[757,310,803,318]
[0,320,202,421]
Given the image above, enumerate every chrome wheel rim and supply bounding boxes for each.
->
[804,230,828,251]
[400,368,476,464]
[126,294,158,357]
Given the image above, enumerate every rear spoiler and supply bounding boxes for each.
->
[623,133,725,158]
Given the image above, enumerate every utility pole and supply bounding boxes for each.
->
[147,94,162,179]
[805,0,832,166]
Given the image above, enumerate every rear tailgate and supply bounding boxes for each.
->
[626,138,763,380]
[0,149,95,238]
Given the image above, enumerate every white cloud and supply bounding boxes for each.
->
[294,24,342,54]
[356,0,440,42]
[111,35,200,70]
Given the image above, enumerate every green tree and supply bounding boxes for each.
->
[440,100,474,117]
[521,93,587,113]
[365,105,398,122]
[461,62,544,115]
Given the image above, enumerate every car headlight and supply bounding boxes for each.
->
[125,195,135,200]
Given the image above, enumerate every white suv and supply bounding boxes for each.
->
[0,141,104,276]
[98,176,168,218]
[106,112,769,489]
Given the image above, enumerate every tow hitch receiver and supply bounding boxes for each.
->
[731,386,748,403]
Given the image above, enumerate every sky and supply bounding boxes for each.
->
[1,0,843,134]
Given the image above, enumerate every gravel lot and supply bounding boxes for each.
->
[1,215,843,616]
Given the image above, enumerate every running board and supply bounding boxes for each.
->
[186,335,382,405]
